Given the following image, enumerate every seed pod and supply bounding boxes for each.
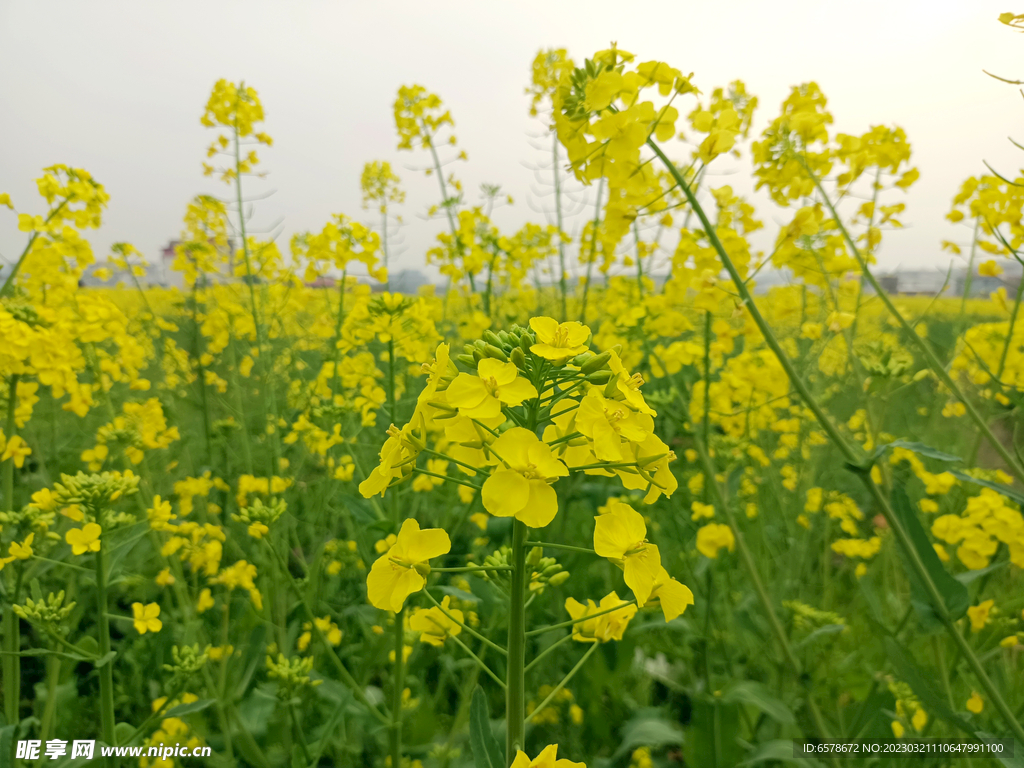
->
[414,563,431,577]
[483,344,508,361]
[581,350,612,374]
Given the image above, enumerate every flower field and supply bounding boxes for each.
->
[4,22,1024,768]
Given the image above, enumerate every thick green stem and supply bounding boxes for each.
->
[553,133,568,321]
[579,179,604,323]
[389,607,405,768]
[505,520,528,763]
[3,374,21,723]
[231,115,279,479]
[95,541,117,758]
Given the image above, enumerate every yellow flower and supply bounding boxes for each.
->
[409,595,463,646]
[66,523,102,555]
[967,599,995,633]
[446,359,538,419]
[1,435,31,468]
[649,564,695,621]
[574,389,653,461]
[696,523,735,559]
[911,707,927,732]
[564,591,637,643]
[197,588,215,613]
[592,500,661,605]
[891,720,905,738]
[156,568,175,587]
[132,602,162,634]
[978,259,1002,277]
[248,522,269,539]
[366,518,451,612]
[528,317,590,360]
[510,744,585,768]
[482,428,568,527]
[966,692,984,714]
[8,533,34,560]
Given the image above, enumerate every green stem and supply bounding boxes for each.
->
[553,132,568,321]
[525,643,598,724]
[264,541,391,725]
[449,633,506,689]
[95,540,117,759]
[424,590,507,656]
[649,139,1024,746]
[2,374,20,723]
[389,607,405,768]
[579,179,604,323]
[0,199,68,299]
[528,541,595,555]
[505,520,528,763]
[524,632,573,673]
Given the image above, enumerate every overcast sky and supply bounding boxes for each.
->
[2,0,1022,284]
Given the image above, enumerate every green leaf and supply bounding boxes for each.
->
[721,681,795,726]
[955,560,1007,586]
[0,724,16,768]
[884,637,975,736]
[891,482,969,626]
[738,739,824,767]
[794,624,846,650]
[468,687,504,768]
[93,651,118,668]
[950,470,1024,506]
[114,722,135,746]
[977,733,1024,768]
[872,440,963,465]
[610,713,685,762]
[164,698,216,718]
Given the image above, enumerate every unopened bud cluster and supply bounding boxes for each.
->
[478,546,569,595]
[14,591,76,628]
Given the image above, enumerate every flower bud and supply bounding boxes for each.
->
[497,330,511,346]
[587,370,612,384]
[527,546,543,568]
[541,563,562,578]
[483,330,503,348]
[483,344,508,361]
[510,347,527,369]
[581,351,612,374]
[456,354,476,368]
[547,571,570,587]
[472,348,485,363]
[520,333,533,354]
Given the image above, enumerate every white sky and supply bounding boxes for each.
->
[2,0,1023,284]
